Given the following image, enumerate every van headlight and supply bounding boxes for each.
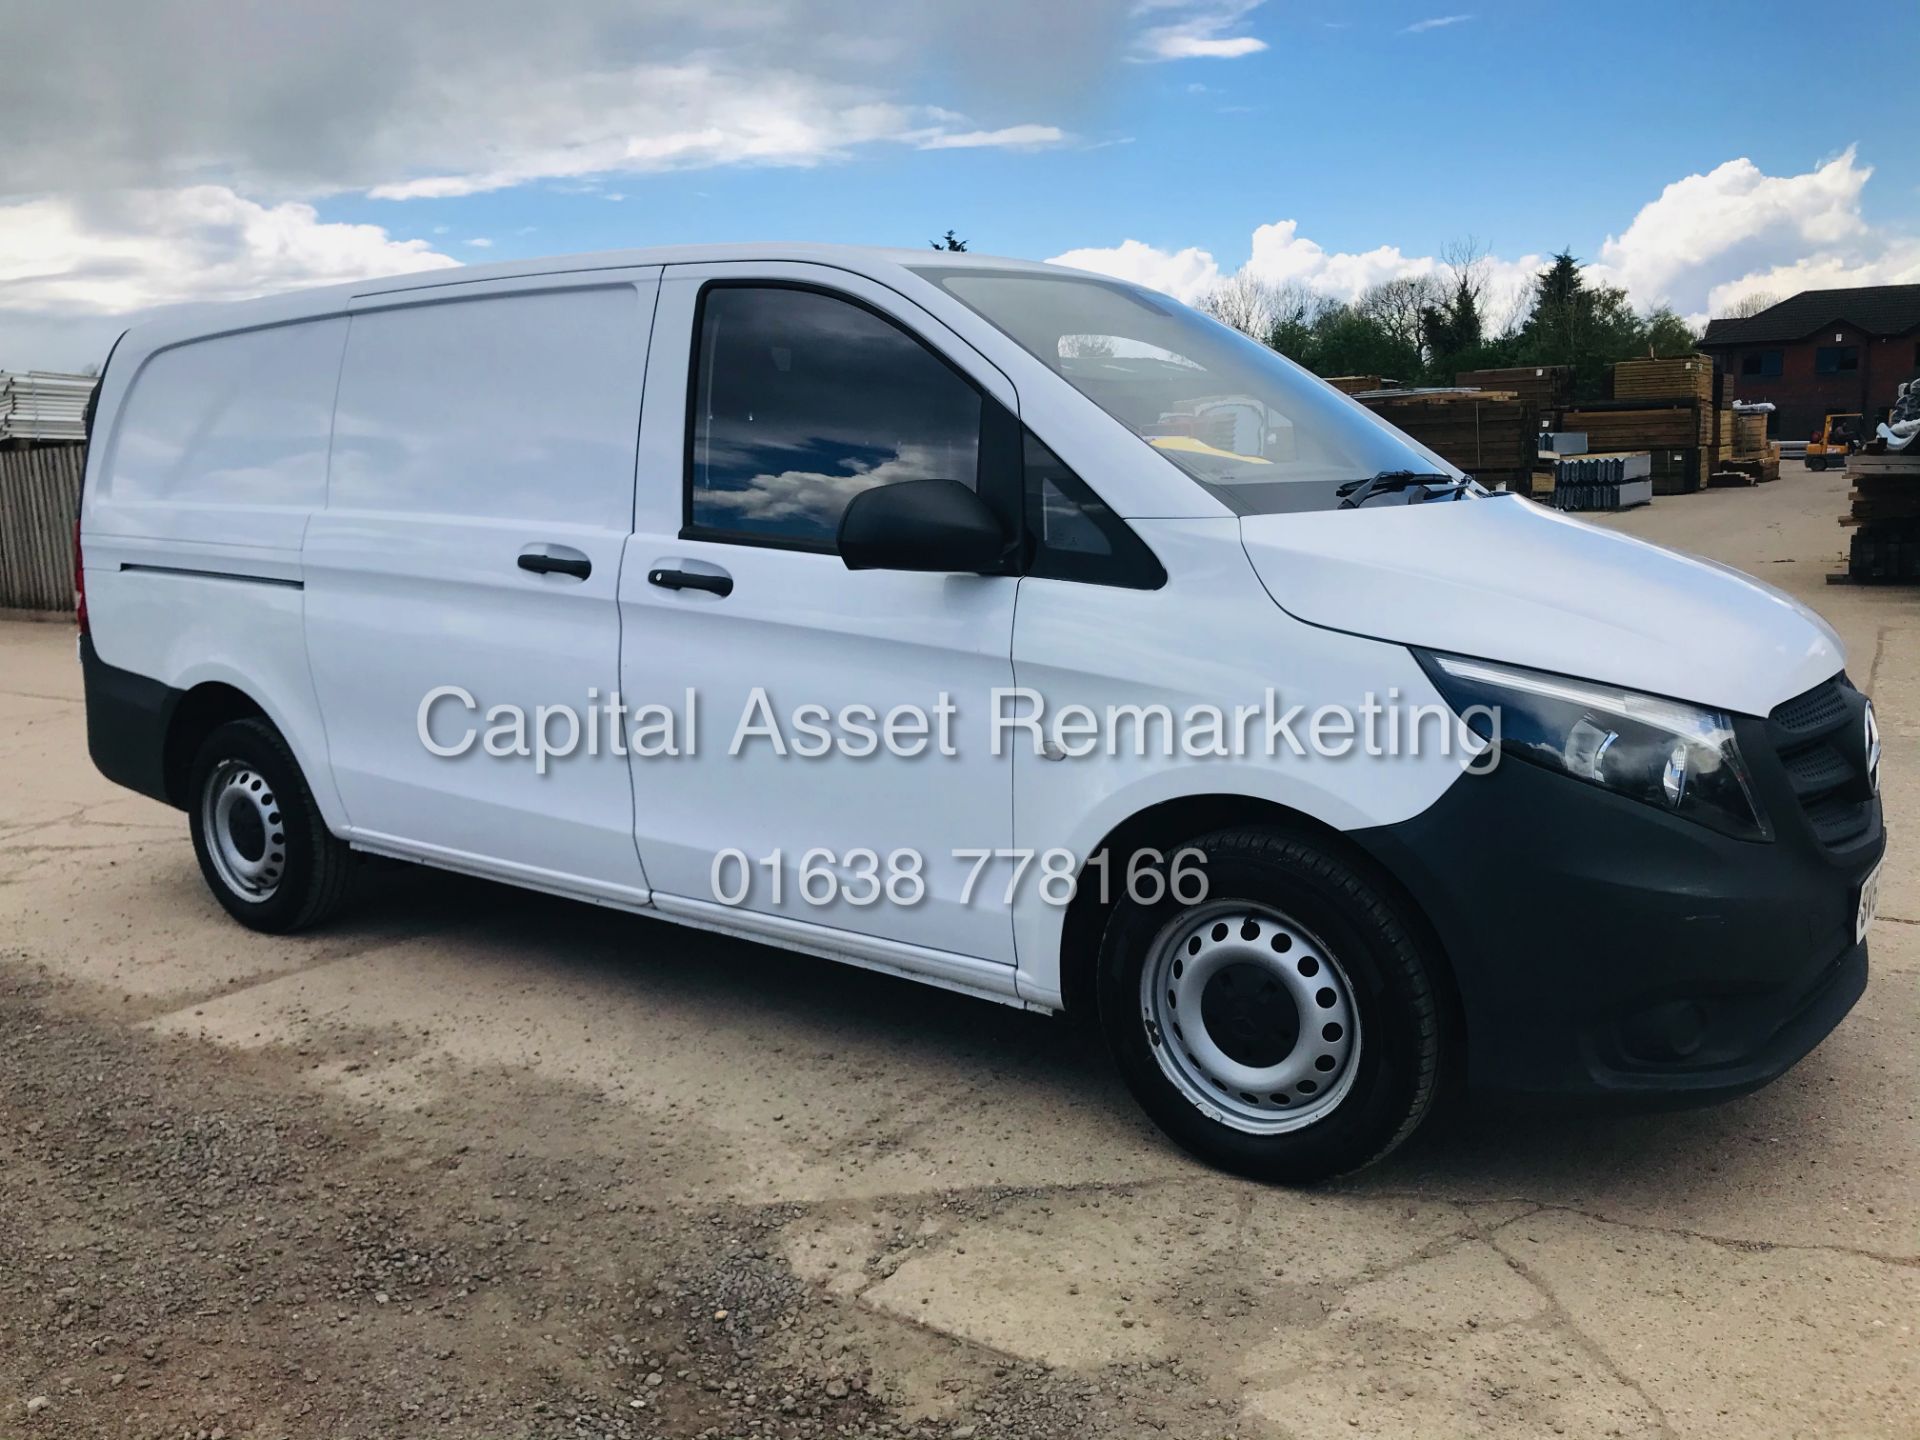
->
[1417,652,1770,841]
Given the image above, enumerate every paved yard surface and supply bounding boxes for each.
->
[3,465,1916,1439]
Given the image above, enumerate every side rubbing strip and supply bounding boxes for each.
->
[119,563,304,590]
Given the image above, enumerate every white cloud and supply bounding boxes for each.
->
[1051,221,1540,325]
[1243,219,1439,296]
[1050,150,1919,330]
[1403,15,1473,34]
[1049,238,1224,303]
[1135,3,1268,61]
[916,124,1068,150]
[466,237,494,249]
[701,445,949,526]
[3,3,1119,204]
[1589,147,1920,320]
[359,67,1072,200]
[0,187,456,314]
[1158,34,1265,58]
[0,186,457,370]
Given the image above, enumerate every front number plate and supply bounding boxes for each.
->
[1856,860,1883,944]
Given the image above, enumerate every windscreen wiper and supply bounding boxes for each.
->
[1335,471,1468,509]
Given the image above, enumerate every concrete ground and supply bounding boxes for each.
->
[2,463,1915,1439]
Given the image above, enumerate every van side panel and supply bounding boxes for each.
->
[81,318,350,825]
[86,318,345,551]
[302,277,656,894]
[1006,520,1468,1009]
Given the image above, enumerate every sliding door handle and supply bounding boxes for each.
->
[518,549,592,580]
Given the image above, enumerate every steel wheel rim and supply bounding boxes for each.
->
[1140,899,1360,1134]
[202,760,287,902]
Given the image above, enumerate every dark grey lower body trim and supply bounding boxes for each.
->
[81,634,183,807]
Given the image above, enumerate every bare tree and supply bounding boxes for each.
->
[1723,291,1781,319]
[1060,333,1115,358]
[1269,281,1331,329]
[1357,274,1444,356]
[1197,270,1281,341]
[1440,237,1490,309]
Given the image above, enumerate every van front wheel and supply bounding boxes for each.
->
[188,718,354,933]
[1096,827,1444,1183]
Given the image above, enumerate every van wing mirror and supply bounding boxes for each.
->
[838,479,1009,574]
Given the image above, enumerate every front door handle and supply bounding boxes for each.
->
[519,547,592,580]
[648,567,734,597]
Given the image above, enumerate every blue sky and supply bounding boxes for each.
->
[325,1,1920,276]
[6,1,1919,368]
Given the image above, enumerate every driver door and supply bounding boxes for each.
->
[618,263,1023,972]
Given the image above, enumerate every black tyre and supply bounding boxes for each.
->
[1096,826,1445,1183]
[187,717,354,933]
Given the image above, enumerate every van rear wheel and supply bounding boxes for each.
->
[187,718,354,933]
[1096,826,1444,1183]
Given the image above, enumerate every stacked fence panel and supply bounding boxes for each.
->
[0,444,85,613]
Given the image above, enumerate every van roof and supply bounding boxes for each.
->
[118,243,1082,349]
[356,242,1070,298]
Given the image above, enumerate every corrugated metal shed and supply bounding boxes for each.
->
[0,371,96,443]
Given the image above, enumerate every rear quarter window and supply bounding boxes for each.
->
[103,319,347,508]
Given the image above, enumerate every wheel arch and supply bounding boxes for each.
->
[1055,793,1468,1073]
[162,682,270,807]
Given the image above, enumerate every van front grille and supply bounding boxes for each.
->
[1766,677,1875,851]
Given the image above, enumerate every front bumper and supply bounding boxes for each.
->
[1351,726,1884,1108]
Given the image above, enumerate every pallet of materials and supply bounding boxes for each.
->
[1355,388,1538,491]
[1712,370,1736,464]
[1550,452,1653,512]
[1712,452,1782,485]
[1323,375,1391,396]
[1648,448,1702,495]
[1611,356,1715,404]
[1732,411,1771,458]
[1455,365,1571,415]
[1840,452,1920,582]
[1560,402,1704,451]
[1712,410,1781,483]
[0,371,94,443]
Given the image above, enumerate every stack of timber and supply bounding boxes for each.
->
[1323,375,1392,396]
[1717,371,1736,464]
[1732,411,1770,458]
[1712,450,1782,485]
[1557,359,1729,495]
[1842,451,1920,582]
[1713,410,1782,484]
[1455,365,1571,416]
[1354,388,1538,491]
[1610,356,1717,450]
[1558,403,1702,493]
[1612,355,1715,405]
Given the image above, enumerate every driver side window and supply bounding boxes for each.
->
[686,285,983,550]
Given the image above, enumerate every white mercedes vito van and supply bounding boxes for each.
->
[78,245,1884,1180]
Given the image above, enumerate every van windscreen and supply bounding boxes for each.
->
[917,267,1464,515]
